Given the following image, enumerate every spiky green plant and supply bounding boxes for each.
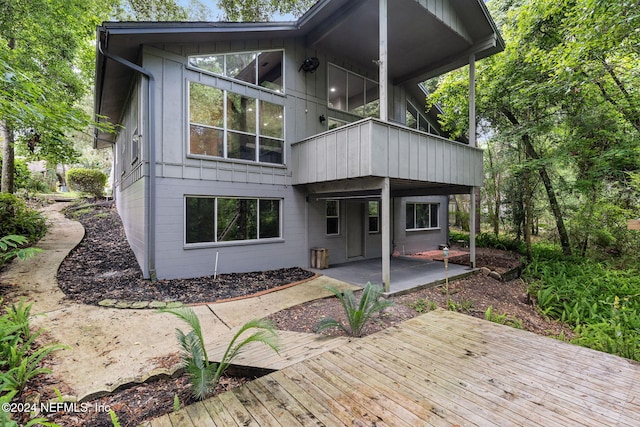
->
[160,307,279,401]
[314,282,394,337]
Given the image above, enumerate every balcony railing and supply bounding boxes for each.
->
[291,118,483,187]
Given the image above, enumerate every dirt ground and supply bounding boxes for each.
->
[5,201,573,427]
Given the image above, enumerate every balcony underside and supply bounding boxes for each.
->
[291,118,483,193]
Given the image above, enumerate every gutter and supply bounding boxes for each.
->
[97,32,157,280]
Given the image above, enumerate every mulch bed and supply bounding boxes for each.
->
[56,201,314,305]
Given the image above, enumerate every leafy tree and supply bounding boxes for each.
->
[217,0,315,21]
[428,0,640,257]
[0,0,113,193]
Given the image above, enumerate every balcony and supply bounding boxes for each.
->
[291,118,483,192]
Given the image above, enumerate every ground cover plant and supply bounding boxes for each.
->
[0,299,64,427]
[524,245,640,361]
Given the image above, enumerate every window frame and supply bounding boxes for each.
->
[325,200,340,236]
[187,49,285,95]
[368,201,380,234]
[327,63,379,119]
[405,202,440,231]
[188,81,285,165]
[184,196,283,246]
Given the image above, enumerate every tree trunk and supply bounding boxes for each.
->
[1,122,15,194]
[501,108,572,256]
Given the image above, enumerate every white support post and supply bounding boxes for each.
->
[379,0,388,122]
[381,177,391,291]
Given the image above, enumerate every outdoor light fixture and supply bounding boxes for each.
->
[299,57,320,73]
[319,114,326,124]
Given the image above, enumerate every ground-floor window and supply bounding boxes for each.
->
[185,196,281,244]
[368,201,379,233]
[326,200,340,235]
[406,202,439,231]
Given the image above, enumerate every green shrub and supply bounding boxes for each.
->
[66,168,107,198]
[476,232,526,254]
[0,193,46,241]
[314,282,394,337]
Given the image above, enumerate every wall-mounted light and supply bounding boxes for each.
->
[319,114,326,124]
[299,57,320,73]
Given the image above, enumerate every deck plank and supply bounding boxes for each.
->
[147,309,640,426]
[396,317,633,424]
[183,401,217,427]
[207,330,348,370]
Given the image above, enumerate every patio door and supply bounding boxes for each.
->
[346,201,364,258]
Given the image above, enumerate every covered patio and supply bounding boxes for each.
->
[310,256,475,295]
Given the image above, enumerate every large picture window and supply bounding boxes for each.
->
[188,50,284,93]
[189,81,284,164]
[406,202,439,231]
[185,196,281,244]
[328,64,379,118]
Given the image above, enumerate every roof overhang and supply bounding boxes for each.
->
[94,0,504,147]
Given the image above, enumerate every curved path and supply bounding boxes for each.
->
[0,201,358,401]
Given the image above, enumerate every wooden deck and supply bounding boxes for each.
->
[146,309,640,426]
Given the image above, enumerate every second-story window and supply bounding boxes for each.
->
[188,50,284,93]
[189,81,284,164]
[328,64,379,118]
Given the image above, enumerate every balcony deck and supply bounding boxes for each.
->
[292,118,483,190]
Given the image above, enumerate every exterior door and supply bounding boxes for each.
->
[346,201,364,258]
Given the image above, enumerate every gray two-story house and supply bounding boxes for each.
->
[94,0,504,288]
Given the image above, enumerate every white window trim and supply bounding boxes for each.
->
[406,202,440,232]
[327,63,379,118]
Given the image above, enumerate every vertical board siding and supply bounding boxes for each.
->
[292,119,483,187]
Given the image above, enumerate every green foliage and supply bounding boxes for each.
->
[449,230,469,245]
[314,282,394,337]
[476,232,526,254]
[0,299,67,402]
[484,306,523,329]
[66,168,107,198]
[0,235,43,268]
[523,246,640,361]
[217,0,315,21]
[0,193,47,242]
[447,299,474,313]
[160,307,279,401]
[409,298,437,314]
[109,409,122,427]
[572,296,640,361]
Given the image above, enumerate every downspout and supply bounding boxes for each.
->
[98,34,157,280]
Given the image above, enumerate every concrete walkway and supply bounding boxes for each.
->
[0,202,358,402]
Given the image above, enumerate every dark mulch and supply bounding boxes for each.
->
[56,201,314,305]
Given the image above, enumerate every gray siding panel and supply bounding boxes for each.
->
[116,179,148,277]
[293,119,483,187]
[152,178,307,279]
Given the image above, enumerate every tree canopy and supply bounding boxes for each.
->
[428,0,640,257]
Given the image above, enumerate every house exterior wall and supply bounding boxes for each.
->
[394,195,449,255]
[113,80,149,276]
[109,35,466,279]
